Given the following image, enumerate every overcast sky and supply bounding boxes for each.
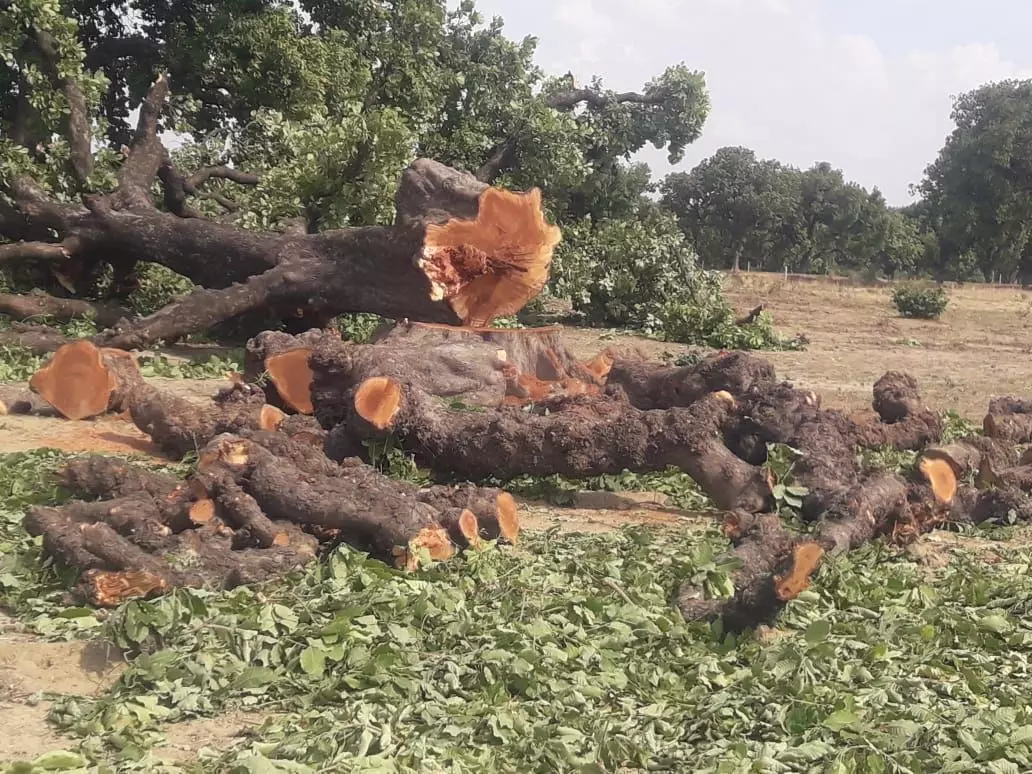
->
[471,0,1032,205]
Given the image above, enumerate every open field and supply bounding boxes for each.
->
[565,272,1032,421]
[4,276,1032,771]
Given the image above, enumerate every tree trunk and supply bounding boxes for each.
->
[5,156,562,350]
[603,350,776,410]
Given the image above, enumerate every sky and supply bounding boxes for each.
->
[470,0,1032,205]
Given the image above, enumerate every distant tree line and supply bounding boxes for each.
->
[655,80,1032,283]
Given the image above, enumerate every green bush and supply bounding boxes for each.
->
[891,284,949,319]
[550,210,801,349]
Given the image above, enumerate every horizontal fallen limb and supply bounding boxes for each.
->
[329,378,773,513]
[604,350,776,410]
[0,386,59,416]
[0,290,130,328]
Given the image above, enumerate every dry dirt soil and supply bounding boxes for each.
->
[3,273,1032,765]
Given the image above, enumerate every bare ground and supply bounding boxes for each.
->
[4,273,1032,763]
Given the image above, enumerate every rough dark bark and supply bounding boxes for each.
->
[0,386,58,416]
[0,322,73,353]
[27,425,518,605]
[872,371,924,423]
[308,333,513,430]
[675,514,816,631]
[604,351,776,410]
[676,472,910,631]
[125,381,285,458]
[202,436,455,569]
[329,380,772,513]
[372,321,600,393]
[0,290,130,328]
[2,65,561,348]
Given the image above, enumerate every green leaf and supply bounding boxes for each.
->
[299,646,326,677]
[805,619,832,645]
[30,751,86,770]
[979,614,1013,634]
[823,709,861,732]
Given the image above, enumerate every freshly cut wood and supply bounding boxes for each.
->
[604,350,776,410]
[675,514,807,630]
[28,340,142,420]
[243,329,334,414]
[676,472,909,630]
[308,332,510,429]
[24,506,317,606]
[126,381,286,458]
[27,426,518,604]
[331,379,773,513]
[416,485,520,543]
[411,186,561,326]
[230,428,521,544]
[199,435,455,569]
[917,439,1016,504]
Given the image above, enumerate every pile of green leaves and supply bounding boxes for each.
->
[550,210,803,350]
[3,435,1032,772]
[892,284,950,320]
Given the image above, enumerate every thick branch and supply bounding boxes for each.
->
[545,87,668,111]
[118,74,171,208]
[84,35,162,70]
[29,28,92,186]
[331,380,772,513]
[188,166,260,188]
[0,290,130,328]
[0,240,75,264]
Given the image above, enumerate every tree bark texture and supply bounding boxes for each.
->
[26,427,521,606]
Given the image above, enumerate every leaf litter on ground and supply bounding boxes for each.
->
[2,431,1032,771]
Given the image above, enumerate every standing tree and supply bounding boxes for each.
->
[660,147,795,272]
[919,80,1032,283]
[0,0,710,349]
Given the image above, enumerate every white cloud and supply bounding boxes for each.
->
[475,0,1032,204]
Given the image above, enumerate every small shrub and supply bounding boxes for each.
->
[892,284,949,319]
[332,313,388,343]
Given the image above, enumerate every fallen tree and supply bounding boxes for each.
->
[327,376,774,513]
[17,330,1032,632]
[1,75,563,351]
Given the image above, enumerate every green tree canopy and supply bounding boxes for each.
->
[661,150,923,277]
[1,0,709,232]
[919,79,1032,282]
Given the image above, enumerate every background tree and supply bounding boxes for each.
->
[919,79,1032,283]
[660,147,795,272]
[661,152,924,278]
